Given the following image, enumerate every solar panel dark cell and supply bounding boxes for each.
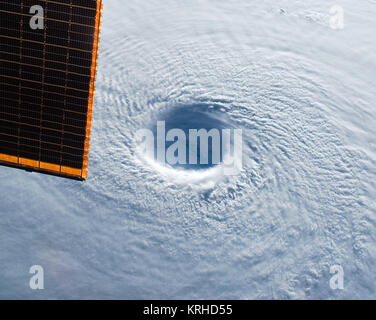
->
[0,0,102,180]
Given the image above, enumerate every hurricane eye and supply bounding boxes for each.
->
[146,104,234,171]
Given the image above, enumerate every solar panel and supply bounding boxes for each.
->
[0,0,102,180]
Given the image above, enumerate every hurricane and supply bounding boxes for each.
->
[1,0,375,299]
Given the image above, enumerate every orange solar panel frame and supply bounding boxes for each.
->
[0,0,103,180]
